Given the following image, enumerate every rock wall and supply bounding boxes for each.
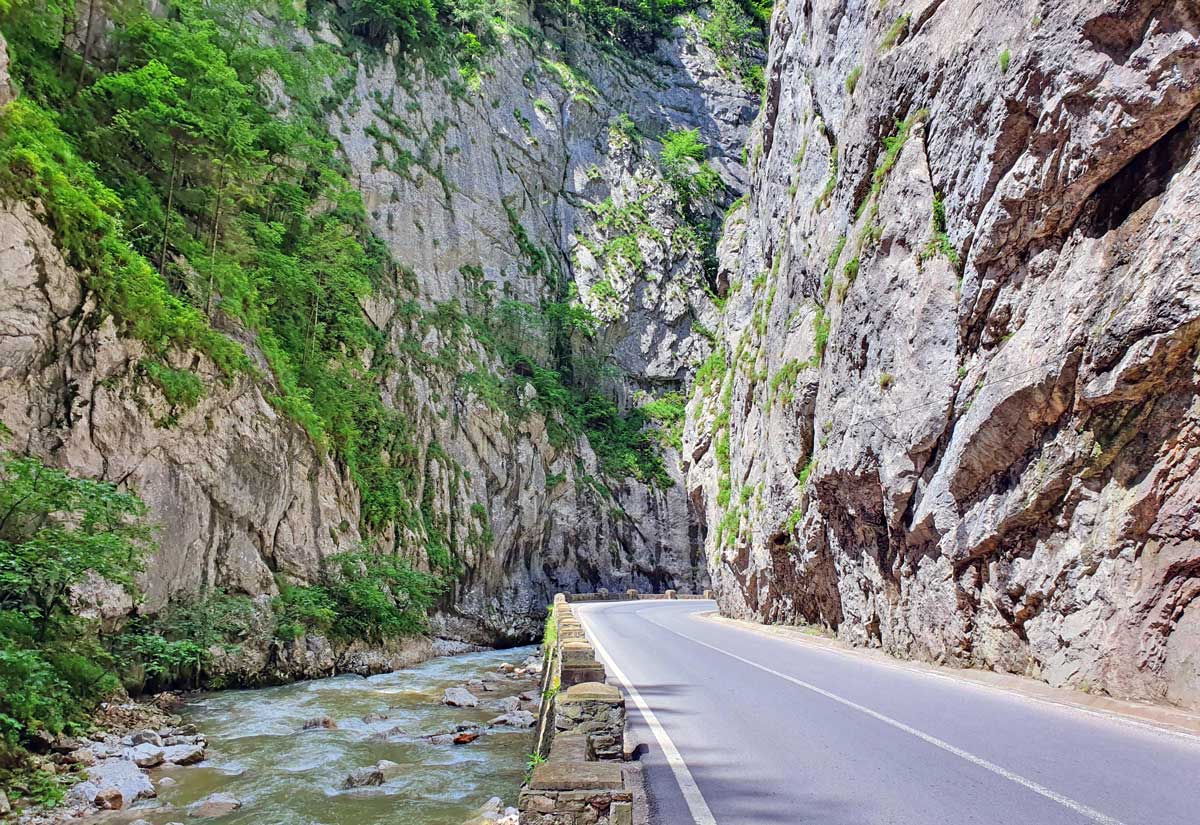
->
[0,10,748,645]
[686,0,1200,707]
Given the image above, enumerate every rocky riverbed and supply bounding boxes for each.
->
[21,647,540,825]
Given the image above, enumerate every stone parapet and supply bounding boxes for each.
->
[522,591,707,823]
[554,682,625,760]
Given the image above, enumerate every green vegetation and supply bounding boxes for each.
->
[919,192,960,267]
[0,451,152,796]
[999,48,1011,73]
[814,142,838,211]
[700,0,768,92]
[0,0,454,545]
[879,371,893,389]
[845,64,862,94]
[0,447,442,802]
[797,454,817,487]
[880,11,911,50]
[769,359,804,406]
[660,128,723,210]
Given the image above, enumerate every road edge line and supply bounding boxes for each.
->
[648,614,1129,825]
[577,605,719,825]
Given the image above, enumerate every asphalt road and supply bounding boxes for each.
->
[574,599,1200,825]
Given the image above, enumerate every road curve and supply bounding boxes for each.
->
[574,599,1200,825]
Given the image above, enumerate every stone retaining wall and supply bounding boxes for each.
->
[522,591,705,824]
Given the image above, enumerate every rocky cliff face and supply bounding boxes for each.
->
[687,0,1200,708]
[0,10,745,645]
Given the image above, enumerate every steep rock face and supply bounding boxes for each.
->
[687,0,1200,708]
[304,12,748,640]
[1,12,748,644]
[0,201,362,613]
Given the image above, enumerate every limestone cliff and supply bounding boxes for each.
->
[687,0,1200,708]
[0,9,749,645]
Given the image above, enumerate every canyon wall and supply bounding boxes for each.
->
[686,0,1200,707]
[0,9,751,644]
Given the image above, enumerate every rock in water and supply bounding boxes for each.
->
[376,759,404,781]
[453,731,480,745]
[442,687,479,707]
[163,743,206,765]
[488,710,536,728]
[301,716,337,730]
[188,792,242,818]
[342,766,384,788]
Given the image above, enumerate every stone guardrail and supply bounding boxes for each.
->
[521,590,710,824]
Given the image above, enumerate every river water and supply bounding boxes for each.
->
[119,646,539,825]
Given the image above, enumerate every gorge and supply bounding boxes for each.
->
[1,0,1198,818]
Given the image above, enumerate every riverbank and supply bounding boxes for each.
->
[8,646,541,825]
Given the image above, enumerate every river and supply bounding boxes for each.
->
[111,645,539,824]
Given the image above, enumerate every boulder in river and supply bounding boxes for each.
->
[490,696,520,713]
[164,742,206,765]
[488,710,535,728]
[188,792,242,818]
[342,765,384,789]
[376,759,404,781]
[442,687,478,707]
[301,716,337,730]
[453,731,480,745]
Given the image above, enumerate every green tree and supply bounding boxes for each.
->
[0,454,152,637]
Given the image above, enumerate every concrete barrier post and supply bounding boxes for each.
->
[625,589,638,600]
[665,589,677,599]
[703,589,714,599]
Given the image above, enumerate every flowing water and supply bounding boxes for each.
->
[114,646,539,825]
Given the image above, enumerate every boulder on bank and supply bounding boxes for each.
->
[128,742,165,767]
[442,687,479,707]
[188,792,242,817]
[67,758,156,809]
[130,730,163,747]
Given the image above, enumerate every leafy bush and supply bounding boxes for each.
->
[323,551,444,642]
[273,584,338,641]
[0,451,152,795]
[660,128,723,209]
[701,0,765,91]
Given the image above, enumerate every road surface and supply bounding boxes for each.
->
[574,599,1200,825]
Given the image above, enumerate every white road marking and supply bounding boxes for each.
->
[578,606,719,825]
[642,610,1129,825]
